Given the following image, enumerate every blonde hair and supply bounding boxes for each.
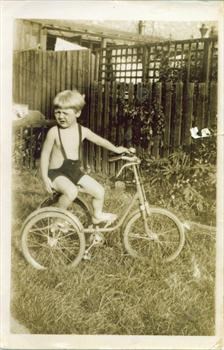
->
[53,90,85,112]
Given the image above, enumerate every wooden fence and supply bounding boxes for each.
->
[84,81,217,174]
[13,49,95,122]
[13,81,217,175]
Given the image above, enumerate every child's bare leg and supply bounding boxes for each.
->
[78,175,117,223]
[78,175,104,217]
[52,176,78,209]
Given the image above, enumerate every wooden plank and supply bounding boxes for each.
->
[182,82,194,145]
[34,51,39,110]
[88,82,97,171]
[102,81,110,175]
[94,51,100,81]
[41,51,47,117]
[173,82,183,148]
[77,51,82,92]
[84,51,92,169]
[109,81,118,176]
[134,83,142,155]
[24,51,29,105]
[56,51,61,96]
[29,50,35,109]
[20,52,25,104]
[117,82,125,145]
[50,51,57,118]
[195,83,206,129]
[48,51,54,119]
[209,81,217,128]
[152,82,162,158]
[95,83,103,172]
[90,53,95,84]
[46,52,52,119]
[163,82,172,156]
[186,42,192,82]
[202,39,212,84]
[60,51,66,93]
[12,53,16,102]
[23,51,28,106]
[36,51,42,112]
[126,82,134,148]
[66,50,72,89]
[71,51,77,90]
[29,126,33,168]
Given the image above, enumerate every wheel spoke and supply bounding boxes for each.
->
[28,227,49,236]
[58,242,79,255]
[124,210,184,262]
[54,247,74,263]
[57,230,77,240]
[22,209,85,269]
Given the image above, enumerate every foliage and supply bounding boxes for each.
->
[13,127,44,168]
[119,87,165,149]
[142,139,216,223]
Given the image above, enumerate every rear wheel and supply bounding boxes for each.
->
[39,192,91,227]
[123,208,185,262]
[21,207,85,270]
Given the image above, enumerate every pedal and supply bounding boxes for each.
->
[89,232,105,246]
[83,250,92,260]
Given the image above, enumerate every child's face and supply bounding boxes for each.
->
[54,108,80,128]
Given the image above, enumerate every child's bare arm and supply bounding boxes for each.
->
[40,127,55,193]
[83,127,129,154]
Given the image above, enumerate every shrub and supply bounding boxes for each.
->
[142,141,216,223]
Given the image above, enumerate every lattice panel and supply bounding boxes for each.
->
[99,46,145,84]
[97,38,218,84]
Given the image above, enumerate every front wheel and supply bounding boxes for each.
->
[123,208,185,262]
[21,207,86,270]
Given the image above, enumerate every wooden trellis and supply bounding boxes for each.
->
[96,37,218,84]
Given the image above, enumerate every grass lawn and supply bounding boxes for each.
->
[11,168,216,335]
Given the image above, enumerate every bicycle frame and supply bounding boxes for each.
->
[83,156,150,235]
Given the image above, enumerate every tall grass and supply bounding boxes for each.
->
[11,168,215,335]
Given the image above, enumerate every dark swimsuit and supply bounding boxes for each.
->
[48,124,84,185]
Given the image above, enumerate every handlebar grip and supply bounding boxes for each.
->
[108,155,123,162]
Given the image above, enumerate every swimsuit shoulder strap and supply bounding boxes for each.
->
[57,126,67,159]
[77,123,83,164]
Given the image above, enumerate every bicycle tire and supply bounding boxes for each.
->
[39,193,92,227]
[123,207,185,262]
[21,207,85,270]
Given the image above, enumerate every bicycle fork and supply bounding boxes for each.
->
[133,164,158,241]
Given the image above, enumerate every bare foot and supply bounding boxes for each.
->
[92,212,117,224]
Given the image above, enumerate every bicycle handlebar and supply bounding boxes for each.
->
[109,148,139,163]
[109,154,139,162]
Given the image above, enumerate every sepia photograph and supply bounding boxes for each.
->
[1,1,223,349]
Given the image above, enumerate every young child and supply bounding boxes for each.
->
[40,89,129,224]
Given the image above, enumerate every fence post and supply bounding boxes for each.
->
[202,39,212,84]
[102,82,110,175]
[163,82,172,156]
[109,81,118,176]
[173,82,183,148]
[195,83,206,129]
[152,82,162,159]
[182,82,194,145]
[209,81,217,128]
[96,83,103,173]
[88,82,97,172]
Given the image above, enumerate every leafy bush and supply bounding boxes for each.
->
[142,140,216,223]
